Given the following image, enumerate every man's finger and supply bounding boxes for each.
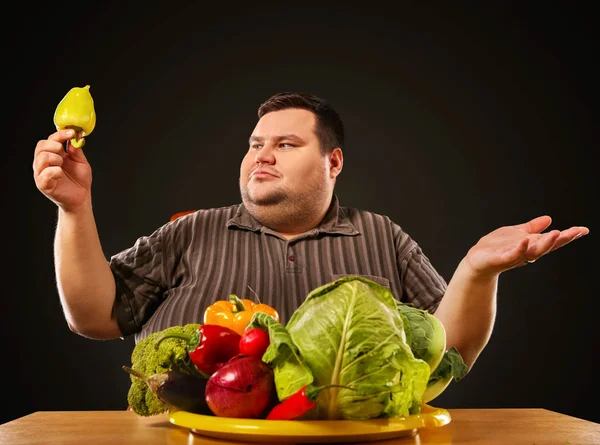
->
[550,227,590,252]
[33,151,64,177]
[48,129,76,143]
[526,230,560,260]
[35,166,64,194]
[35,130,76,158]
[519,215,552,234]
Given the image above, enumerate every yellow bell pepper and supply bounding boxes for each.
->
[53,84,96,148]
[203,294,280,335]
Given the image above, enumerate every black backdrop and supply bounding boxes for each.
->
[3,3,598,425]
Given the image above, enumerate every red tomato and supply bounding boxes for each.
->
[239,328,270,359]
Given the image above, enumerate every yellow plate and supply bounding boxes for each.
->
[169,404,450,443]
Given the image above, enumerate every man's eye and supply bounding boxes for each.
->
[279,143,294,148]
[250,144,262,150]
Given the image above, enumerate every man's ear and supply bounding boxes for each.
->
[329,147,343,178]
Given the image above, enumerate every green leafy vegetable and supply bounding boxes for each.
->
[125,323,201,416]
[422,347,468,403]
[395,302,447,372]
[393,300,468,403]
[283,275,431,420]
[247,312,314,401]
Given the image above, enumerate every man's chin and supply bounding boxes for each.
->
[247,195,286,206]
[242,189,287,207]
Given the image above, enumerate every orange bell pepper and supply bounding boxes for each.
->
[203,294,279,335]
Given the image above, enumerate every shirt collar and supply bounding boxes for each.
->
[226,193,360,236]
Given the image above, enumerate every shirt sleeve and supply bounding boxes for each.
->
[395,227,447,313]
[110,225,169,337]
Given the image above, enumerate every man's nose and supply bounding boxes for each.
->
[255,143,276,164]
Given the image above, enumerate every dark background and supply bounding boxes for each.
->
[3,3,597,425]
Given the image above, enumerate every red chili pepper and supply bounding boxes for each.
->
[155,324,241,376]
[266,384,353,420]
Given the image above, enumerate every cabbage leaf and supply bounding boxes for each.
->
[247,311,314,401]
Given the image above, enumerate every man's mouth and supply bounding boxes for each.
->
[251,169,278,179]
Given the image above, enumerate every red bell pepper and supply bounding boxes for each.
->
[155,324,241,376]
[266,384,353,420]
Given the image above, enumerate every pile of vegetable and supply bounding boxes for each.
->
[123,276,467,420]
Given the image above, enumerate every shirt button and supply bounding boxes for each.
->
[288,255,295,262]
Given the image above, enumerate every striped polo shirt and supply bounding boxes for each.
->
[111,194,447,342]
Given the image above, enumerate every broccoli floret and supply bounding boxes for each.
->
[126,323,200,416]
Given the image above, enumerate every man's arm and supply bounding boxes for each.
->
[54,198,122,339]
[33,130,122,340]
[433,259,497,369]
[434,215,588,369]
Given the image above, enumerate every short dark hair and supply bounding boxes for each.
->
[257,92,344,155]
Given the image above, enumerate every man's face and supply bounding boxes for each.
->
[239,108,333,209]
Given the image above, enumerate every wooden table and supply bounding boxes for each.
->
[1,409,598,444]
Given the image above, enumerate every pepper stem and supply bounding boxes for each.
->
[70,136,85,148]
[154,332,194,351]
[229,294,246,312]
[64,126,85,149]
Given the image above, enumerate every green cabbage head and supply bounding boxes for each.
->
[283,276,431,420]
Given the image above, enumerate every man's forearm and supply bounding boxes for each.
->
[54,198,121,339]
[433,258,498,369]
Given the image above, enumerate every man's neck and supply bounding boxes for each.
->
[264,212,326,240]
[246,196,334,239]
